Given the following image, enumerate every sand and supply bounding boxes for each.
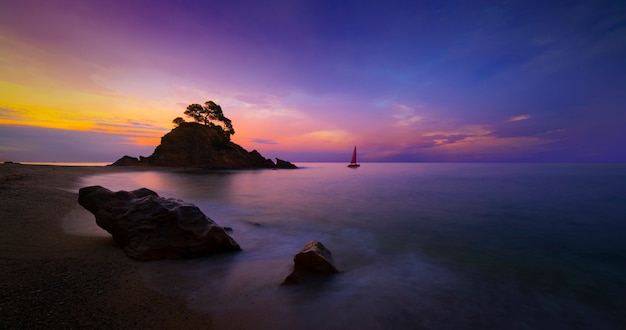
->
[0,163,214,329]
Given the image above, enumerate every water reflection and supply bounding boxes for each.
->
[76,170,238,202]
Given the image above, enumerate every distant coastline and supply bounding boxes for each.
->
[18,162,111,167]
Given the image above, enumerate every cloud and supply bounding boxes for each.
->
[509,114,532,122]
[0,107,27,120]
[423,125,492,139]
[280,129,354,151]
[250,138,278,145]
[307,130,351,142]
[538,128,566,136]
[425,135,553,161]
[489,115,565,140]
[427,134,470,146]
[93,119,168,131]
[392,104,422,127]
[235,95,305,119]
[85,118,170,143]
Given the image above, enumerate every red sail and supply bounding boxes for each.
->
[348,146,360,167]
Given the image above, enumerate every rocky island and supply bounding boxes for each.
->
[111,100,297,169]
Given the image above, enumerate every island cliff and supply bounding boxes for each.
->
[111,122,296,169]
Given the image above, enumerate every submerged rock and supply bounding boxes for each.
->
[283,240,339,285]
[78,185,241,261]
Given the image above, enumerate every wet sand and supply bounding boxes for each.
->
[0,163,213,329]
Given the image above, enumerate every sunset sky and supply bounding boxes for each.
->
[1,0,625,162]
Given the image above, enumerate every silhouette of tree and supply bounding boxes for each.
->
[183,101,235,139]
[172,117,185,126]
[184,103,208,125]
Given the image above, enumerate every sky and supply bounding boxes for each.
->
[1,0,625,162]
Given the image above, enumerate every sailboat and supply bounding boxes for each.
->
[347,146,360,168]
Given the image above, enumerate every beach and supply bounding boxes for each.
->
[0,163,213,329]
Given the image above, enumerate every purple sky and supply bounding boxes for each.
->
[1,0,625,162]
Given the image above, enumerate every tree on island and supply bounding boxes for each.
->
[172,117,186,126]
[182,100,235,140]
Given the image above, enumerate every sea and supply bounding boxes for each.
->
[64,162,626,329]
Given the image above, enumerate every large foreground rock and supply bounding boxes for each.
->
[283,240,339,285]
[78,185,241,261]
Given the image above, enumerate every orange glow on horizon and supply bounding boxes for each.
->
[126,136,161,146]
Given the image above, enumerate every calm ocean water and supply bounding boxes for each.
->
[68,163,626,329]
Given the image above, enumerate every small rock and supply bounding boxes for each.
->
[275,158,298,169]
[109,155,141,166]
[282,240,339,285]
